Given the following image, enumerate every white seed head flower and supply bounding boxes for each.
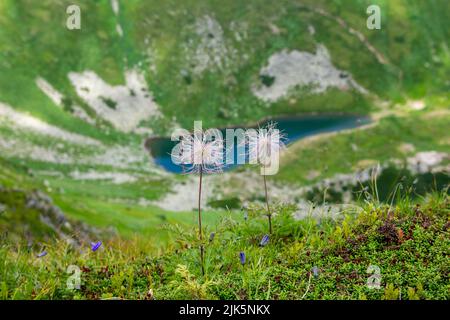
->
[247,122,286,169]
[171,128,224,174]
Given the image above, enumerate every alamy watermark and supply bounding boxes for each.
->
[66,265,81,290]
[366,264,381,289]
[367,5,381,30]
[66,5,81,30]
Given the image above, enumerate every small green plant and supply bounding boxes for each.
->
[169,264,216,299]
[0,281,8,300]
[100,96,117,110]
[260,74,275,87]
[407,284,424,300]
[110,271,126,296]
[383,283,400,300]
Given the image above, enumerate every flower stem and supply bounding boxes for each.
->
[263,167,272,234]
[198,167,205,275]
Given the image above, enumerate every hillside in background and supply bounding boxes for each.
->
[0,0,448,300]
[1,0,448,133]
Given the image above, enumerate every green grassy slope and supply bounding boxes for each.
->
[1,192,448,299]
[0,158,226,241]
[0,0,448,134]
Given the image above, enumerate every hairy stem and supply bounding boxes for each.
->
[198,167,205,275]
[263,167,272,234]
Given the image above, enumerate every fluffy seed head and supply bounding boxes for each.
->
[247,122,286,166]
[171,129,224,174]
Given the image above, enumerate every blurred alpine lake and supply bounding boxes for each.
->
[146,115,371,173]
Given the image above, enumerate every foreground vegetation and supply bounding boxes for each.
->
[1,190,448,300]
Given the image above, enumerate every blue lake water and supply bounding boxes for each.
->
[146,115,371,173]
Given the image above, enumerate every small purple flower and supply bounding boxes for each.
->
[91,241,102,252]
[239,252,246,265]
[259,234,269,247]
[209,232,215,242]
[37,251,47,258]
[312,266,319,278]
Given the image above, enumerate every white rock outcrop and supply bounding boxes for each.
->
[68,69,161,132]
[253,45,367,102]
